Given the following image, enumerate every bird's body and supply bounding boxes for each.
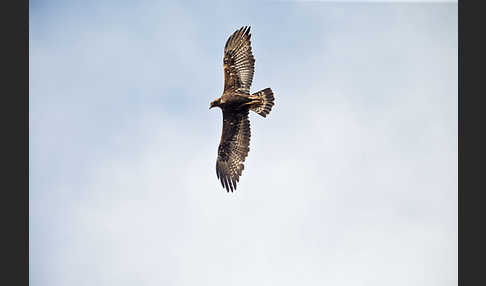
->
[210,26,275,192]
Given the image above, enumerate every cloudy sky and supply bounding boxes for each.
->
[30,1,457,285]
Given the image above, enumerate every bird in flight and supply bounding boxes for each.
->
[209,26,275,192]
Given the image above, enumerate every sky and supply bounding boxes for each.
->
[30,1,457,285]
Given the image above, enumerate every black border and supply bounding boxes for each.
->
[458,1,463,284]
[4,0,29,285]
[459,1,485,285]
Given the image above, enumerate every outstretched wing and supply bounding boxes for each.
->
[223,26,255,94]
[216,108,251,192]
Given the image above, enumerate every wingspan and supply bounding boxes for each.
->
[223,26,255,94]
[216,108,251,192]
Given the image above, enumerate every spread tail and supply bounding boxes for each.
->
[250,88,274,117]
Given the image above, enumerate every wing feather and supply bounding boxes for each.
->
[216,108,251,192]
[223,26,255,94]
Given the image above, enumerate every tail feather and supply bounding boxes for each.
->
[250,88,274,117]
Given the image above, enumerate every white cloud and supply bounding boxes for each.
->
[30,2,457,285]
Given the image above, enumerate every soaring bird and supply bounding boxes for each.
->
[209,26,275,192]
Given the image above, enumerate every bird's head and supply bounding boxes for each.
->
[209,98,221,110]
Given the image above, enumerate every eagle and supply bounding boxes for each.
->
[209,26,275,192]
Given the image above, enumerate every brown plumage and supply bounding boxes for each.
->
[209,26,275,192]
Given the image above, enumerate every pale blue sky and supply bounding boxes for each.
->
[30,1,457,285]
